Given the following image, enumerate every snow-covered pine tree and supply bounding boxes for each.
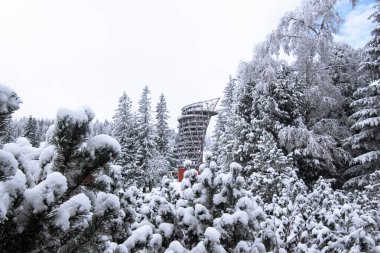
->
[93,119,113,136]
[1,119,17,144]
[212,76,237,170]
[136,85,157,191]
[0,84,22,145]
[155,93,170,156]
[360,0,380,81]
[24,115,39,147]
[153,93,172,179]
[1,106,129,253]
[345,1,380,189]
[112,92,140,187]
[232,72,259,169]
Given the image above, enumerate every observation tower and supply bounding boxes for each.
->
[174,98,219,167]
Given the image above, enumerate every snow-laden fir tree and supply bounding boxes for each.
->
[231,73,259,169]
[136,85,157,191]
[155,93,170,156]
[152,93,173,179]
[112,92,140,187]
[360,0,380,81]
[1,119,17,144]
[0,84,22,145]
[93,119,113,136]
[212,76,237,171]
[345,1,380,189]
[24,115,39,147]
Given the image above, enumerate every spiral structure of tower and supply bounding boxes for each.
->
[174,98,219,167]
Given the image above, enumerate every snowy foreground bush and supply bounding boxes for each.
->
[0,104,128,252]
[121,155,380,253]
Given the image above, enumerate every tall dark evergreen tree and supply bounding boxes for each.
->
[152,93,173,180]
[136,85,157,191]
[155,93,170,156]
[345,1,380,188]
[24,116,39,147]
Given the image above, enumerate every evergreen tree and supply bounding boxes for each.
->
[93,119,113,136]
[24,116,39,147]
[1,119,17,144]
[0,106,130,253]
[155,93,170,156]
[344,1,380,189]
[213,76,237,170]
[360,0,380,81]
[136,85,157,191]
[153,93,172,180]
[112,92,140,187]
[0,84,22,144]
[232,74,258,169]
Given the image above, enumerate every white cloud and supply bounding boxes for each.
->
[336,1,376,48]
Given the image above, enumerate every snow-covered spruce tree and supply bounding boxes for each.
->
[0,84,22,145]
[344,1,380,189]
[136,85,157,191]
[247,130,297,202]
[360,0,380,81]
[212,76,237,170]
[229,73,262,171]
[152,93,173,180]
[1,117,18,144]
[112,91,140,187]
[155,93,170,157]
[192,152,218,210]
[93,119,113,136]
[324,44,363,175]
[24,115,39,147]
[36,118,54,144]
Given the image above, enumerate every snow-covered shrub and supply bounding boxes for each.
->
[0,106,135,253]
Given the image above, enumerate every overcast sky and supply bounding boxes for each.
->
[0,0,375,128]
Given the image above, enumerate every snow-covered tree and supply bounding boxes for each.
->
[153,93,172,180]
[24,115,39,147]
[344,2,380,189]
[156,93,170,156]
[112,92,140,187]
[93,119,113,136]
[0,106,130,252]
[360,0,380,81]
[136,85,157,191]
[258,0,356,185]
[0,84,21,144]
[213,76,237,169]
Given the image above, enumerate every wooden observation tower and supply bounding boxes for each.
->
[174,98,219,170]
